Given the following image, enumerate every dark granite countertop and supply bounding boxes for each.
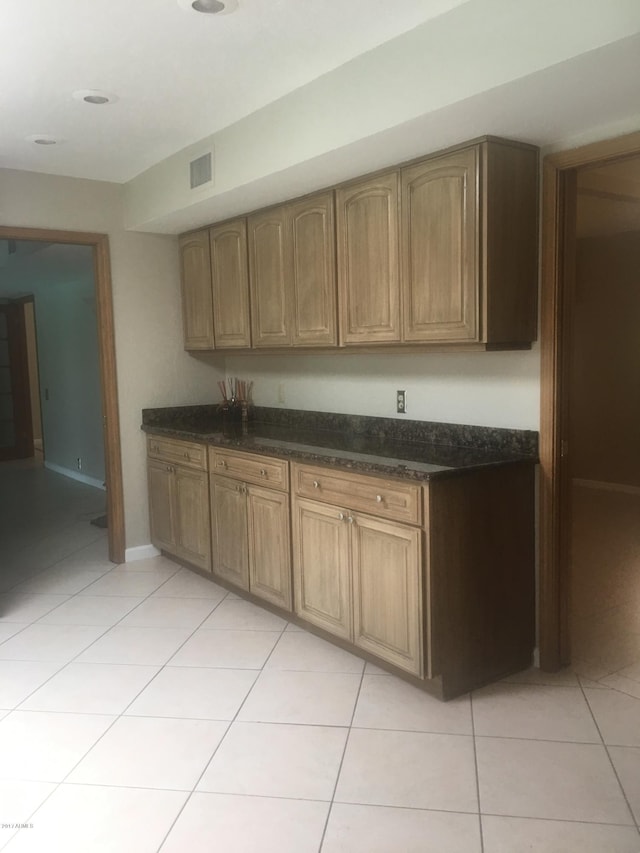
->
[141,405,538,482]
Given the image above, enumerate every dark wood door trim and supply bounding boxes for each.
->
[0,226,125,564]
[539,131,640,670]
[0,302,33,460]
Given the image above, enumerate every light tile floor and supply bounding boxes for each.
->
[570,484,640,683]
[0,464,639,851]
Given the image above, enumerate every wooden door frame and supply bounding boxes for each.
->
[0,300,34,460]
[539,130,640,670]
[0,226,125,564]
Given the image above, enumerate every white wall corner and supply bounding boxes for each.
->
[125,544,161,562]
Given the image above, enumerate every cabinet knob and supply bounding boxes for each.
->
[217,460,227,468]
[376,494,383,503]
[260,469,267,477]
[166,465,172,472]
[184,452,189,459]
[347,515,354,524]
[337,512,345,521]
[242,485,247,495]
[312,480,319,489]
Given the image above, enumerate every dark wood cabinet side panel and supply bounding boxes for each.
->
[482,141,539,344]
[428,463,535,699]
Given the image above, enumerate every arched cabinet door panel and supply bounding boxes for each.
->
[248,209,292,347]
[401,148,478,342]
[210,219,251,348]
[179,230,214,350]
[336,171,401,344]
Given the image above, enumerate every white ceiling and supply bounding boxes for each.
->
[1,0,469,183]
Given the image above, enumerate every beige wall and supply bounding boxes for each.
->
[0,168,225,552]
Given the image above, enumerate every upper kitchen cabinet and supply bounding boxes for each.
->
[179,136,538,352]
[401,148,478,342]
[288,192,337,346]
[179,230,214,350]
[210,218,251,348]
[248,206,291,347]
[248,191,337,348]
[401,139,538,345]
[336,171,401,345]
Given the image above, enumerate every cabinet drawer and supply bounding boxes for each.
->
[209,447,289,492]
[147,435,207,471]
[293,463,421,525]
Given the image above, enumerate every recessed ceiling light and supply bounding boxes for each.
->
[177,0,238,14]
[26,134,62,146]
[72,89,118,105]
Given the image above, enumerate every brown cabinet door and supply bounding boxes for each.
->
[336,171,401,344]
[210,475,249,589]
[288,192,337,347]
[351,513,423,676]
[401,148,478,342]
[148,459,176,553]
[248,208,292,347]
[175,467,211,572]
[247,485,292,611]
[210,219,251,348]
[179,230,214,350]
[292,497,352,639]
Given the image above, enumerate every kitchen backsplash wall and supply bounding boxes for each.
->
[225,347,540,431]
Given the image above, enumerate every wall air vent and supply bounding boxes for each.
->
[190,152,213,189]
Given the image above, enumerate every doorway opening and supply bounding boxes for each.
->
[540,131,640,678]
[0,226,124,565]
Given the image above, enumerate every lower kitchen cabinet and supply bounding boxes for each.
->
[210,474,249,589]
[146,432,535,698]
[147,436,211,572]
[209,448,292,611]
[292,492,423,676]
[292,498,352,640]
[247,485,292,610]
[292,464,424,674]
[352,514,422,676]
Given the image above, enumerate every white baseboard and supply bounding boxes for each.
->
[573,478,640,496]
[125,544,161,562]
[45,461,106,491]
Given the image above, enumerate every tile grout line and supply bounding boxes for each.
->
[316,661,367,853]
[2,563,190,713]
[579,678,639,832]
[470,692,485,853]
[0,564,230,851]
[154,610,291,852]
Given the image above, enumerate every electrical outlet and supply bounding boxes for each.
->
[396,390,407,414]
[77,457,82,471]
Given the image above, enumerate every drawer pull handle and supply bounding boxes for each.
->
[376,494,383,503]
[312,480,319,489]
[260,469,267,477]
